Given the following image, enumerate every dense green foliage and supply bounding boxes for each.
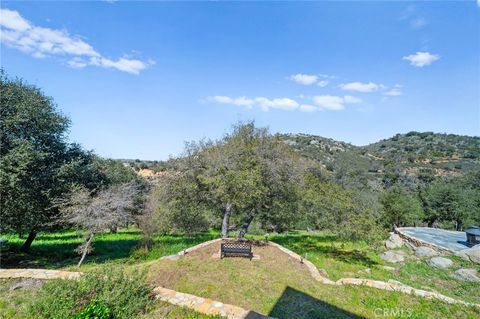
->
[0,72,144,250]
[31,268,152,319]
[149,122,306,237]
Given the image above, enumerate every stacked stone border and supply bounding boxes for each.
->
[0,268,81,280]
[1,237,479,319]
[153,286,273,319]
[395,227,456,254]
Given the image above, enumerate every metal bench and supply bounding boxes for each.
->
[220,241,253,260]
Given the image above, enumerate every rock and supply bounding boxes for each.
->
[380,250,405,263]
[455,250,471,261]
[9,279,44,291]
[318,268,329,277]
[462,245,480,264]
[414,246,439,258]
[385,234,403,249]
[427,257,453,269]
[452,268,480,282]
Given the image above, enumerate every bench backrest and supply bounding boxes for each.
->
[221,241,251,252]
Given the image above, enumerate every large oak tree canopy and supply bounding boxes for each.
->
[0,72,107,250]
[156,122,304,237]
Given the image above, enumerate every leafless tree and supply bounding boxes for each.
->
[58,182,140,266]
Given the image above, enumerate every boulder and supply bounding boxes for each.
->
[454,249,471,261]
[9,279,44,291]
[452,268,480,282]
[427,257,453,269]
[385,234,403,249]
[414,246,439,258]
[462,245,480,264]
[380,250,405,263]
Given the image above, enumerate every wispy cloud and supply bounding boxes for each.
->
[208,95,301,112]
[289,73,318,85]
[289,73,332,87]
[340,82,384,93]
[403,51,440,67]
[312,95,361,111]
[410,18,428,29]
[0,8,153,74]
[400,5,428,30]
[383,85,403,96]
[208,96,255,108]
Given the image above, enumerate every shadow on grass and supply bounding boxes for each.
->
[272,235,378,267]
[265,286,364,319]
[0,231,219,269]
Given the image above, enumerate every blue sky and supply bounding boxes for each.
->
[1,1,479,160]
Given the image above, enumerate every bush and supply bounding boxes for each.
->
[31,268,152,319]
[73,299,112,319]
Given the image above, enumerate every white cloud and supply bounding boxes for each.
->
[0,9,152,74]
[317,80,329,87]
[209,92,361,112]
[340,82,383,92]
[289,73,318,85]
[208,95,322,112]
[0,8,30,31]
[289,73,333,86]
[299,104,319,112]
[312,95,361,111]
[254,97,299,111]
[403,51,440,67]
[383,87,403,96]
[208,96,255,108]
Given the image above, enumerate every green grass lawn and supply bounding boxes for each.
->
[1,229,479,318]
[0,228,218,270]
[251,231,480,305]
[146,237,479,319]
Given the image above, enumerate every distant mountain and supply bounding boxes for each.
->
[278,131,480,189]
[120,131,480,189]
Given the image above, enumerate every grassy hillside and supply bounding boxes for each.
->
[277,131,480,189]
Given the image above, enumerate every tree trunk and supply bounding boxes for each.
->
[78,233,95,267]
[238,210,255,238]
[221,201,232,238]
[456,221,463,231]
[110,226,118,233]
[21,230,37,252]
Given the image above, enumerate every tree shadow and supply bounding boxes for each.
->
[264,286,364,319]
[0,231,219,269]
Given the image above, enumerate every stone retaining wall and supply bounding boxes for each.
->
[394,228,454,254]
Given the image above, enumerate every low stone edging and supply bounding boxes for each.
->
[153,286,273,319]
[0,268,81,280]
[395,227,454,254]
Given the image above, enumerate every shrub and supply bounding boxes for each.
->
[73,299,112,319]
[30,268,152,319]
